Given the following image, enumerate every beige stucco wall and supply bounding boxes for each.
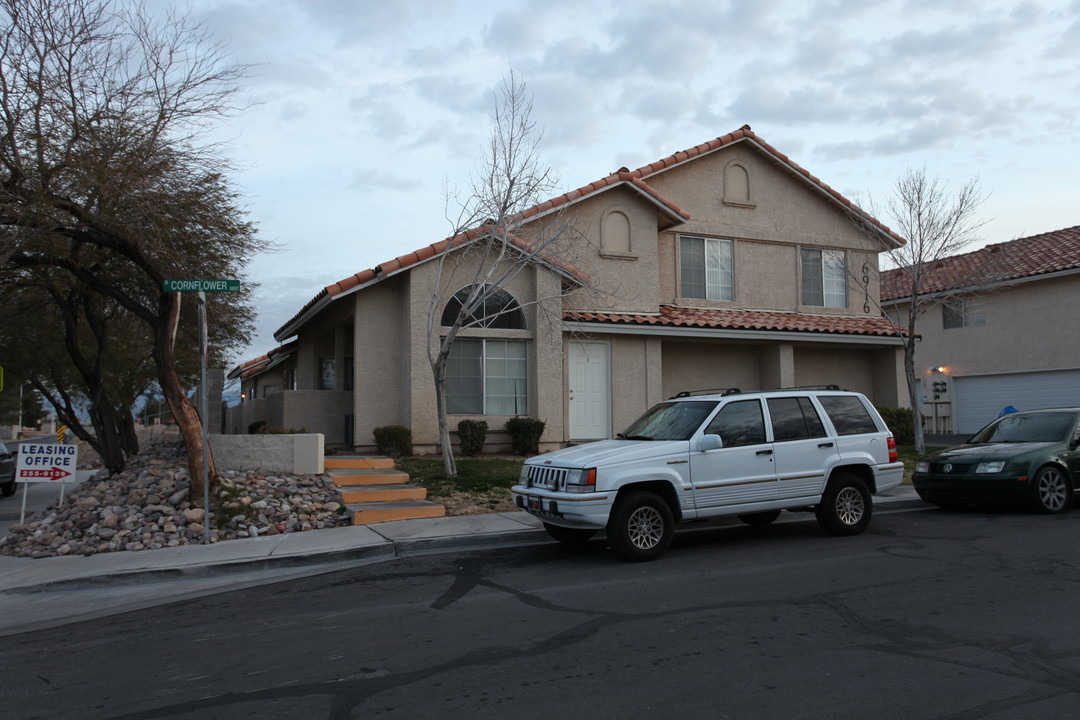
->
[376,250,569,453]
[352,276,409,449]
[647,142,883,315]
[890,273,1080,403]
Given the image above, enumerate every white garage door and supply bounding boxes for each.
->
[954,369,1080,434]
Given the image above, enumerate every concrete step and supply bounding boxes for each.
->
[337,483,428,504]
[328,468,410,486]
[324,456,395,470]
[349,500,447,524]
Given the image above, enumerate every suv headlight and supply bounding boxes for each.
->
[915,461,929,473]
[564,468,597,493]
[976,461,1006,474]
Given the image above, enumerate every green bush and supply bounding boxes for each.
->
[876,406,914,445]
[457,419,488,456]
[373,424,413,457]
[505,417,545,455]
[247,420,266,435]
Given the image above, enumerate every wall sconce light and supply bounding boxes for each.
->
[930,366,945,374]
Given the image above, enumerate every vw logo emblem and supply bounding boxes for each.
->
[943,463,953,473]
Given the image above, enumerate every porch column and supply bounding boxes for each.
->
[759,342,795,390]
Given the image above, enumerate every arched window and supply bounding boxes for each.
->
[724,162,751,205]
[441,284,526,329]
[601,210,632,253]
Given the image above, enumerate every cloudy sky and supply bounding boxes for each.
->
[178,0,1080,365]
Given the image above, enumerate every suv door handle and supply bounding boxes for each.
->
[756,449,773,456]
[818,442,835,448]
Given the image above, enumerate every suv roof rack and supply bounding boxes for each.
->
[671,387,743,399]
[772,384,846,391]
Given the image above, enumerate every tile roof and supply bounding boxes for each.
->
[276,125,903,341]
[227,340,298,380]
[565,305,902,338]
[881,225,1080,301]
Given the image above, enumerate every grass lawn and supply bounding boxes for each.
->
[396,456,523,503]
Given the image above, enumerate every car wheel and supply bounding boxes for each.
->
[815,473,872,536]
[606,490,674,562]
[738,510,781,526]
[543,523,597,546]
[1031,466,1071,514]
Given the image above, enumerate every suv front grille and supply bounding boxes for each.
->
[525,465,568,490]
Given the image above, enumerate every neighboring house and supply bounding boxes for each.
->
[881,226,1080,434]
[228,125,909,452]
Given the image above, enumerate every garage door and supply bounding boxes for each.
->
[954,369,1080,434]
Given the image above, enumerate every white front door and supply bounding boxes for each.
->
[569,341,611,440]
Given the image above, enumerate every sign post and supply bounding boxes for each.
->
[164,279,240,543]
[16,442,79,524]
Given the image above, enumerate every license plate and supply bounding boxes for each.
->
[527,495,542,511]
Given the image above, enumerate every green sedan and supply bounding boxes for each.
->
[913,408,1080,513]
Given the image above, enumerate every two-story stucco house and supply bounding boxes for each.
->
[228,125,908,452]
[881,225,1080,435]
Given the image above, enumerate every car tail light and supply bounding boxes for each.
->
[887,436,897,463]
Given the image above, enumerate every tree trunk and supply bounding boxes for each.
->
[434,373,457,477]
[904,342,926,456]
[120,412,140,456]
[155,292,216,505]
[88,402,127,474]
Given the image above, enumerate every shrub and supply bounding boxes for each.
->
[247,420,266,435]
[457,419,488,456]
[505,417,545,455]
[876,406,914,445]
[373,424,413,457]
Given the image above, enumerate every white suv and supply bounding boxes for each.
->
[511,387,903,561]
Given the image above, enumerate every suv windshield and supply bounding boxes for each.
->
[620,401,718,441]
[970,412,1076,444]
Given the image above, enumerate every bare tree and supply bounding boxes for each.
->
[863,168,988,454]
[0,0,265,501]
[426,74,600,476]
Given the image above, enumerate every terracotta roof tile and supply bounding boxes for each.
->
[277,125,899,339]
[881,225,1080,301]
[565,305,901,338]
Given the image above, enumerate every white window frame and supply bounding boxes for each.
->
[801,248,848,309]
[446,338,528,415]
[942,297,986,329]
[680,235,734,301]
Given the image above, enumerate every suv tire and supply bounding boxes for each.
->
[607,490,673,562]
[815,473,871,536]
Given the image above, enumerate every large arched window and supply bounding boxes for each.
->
[441,284,526,329]
[441,284,529,415]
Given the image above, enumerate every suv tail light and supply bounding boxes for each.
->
[887,436,897,463]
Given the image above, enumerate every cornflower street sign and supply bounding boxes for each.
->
[163,279,240,292]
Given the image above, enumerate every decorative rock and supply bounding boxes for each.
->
[0,438,350,558]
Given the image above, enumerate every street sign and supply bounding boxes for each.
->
[163,279,240,292]
[16,443,78,484]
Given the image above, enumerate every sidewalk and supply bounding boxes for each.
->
[0,485,927,595]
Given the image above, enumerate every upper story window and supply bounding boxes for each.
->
[801,248,847,308]
[942,297,985,329]
[441,284,526,329]
[680,236,733,301]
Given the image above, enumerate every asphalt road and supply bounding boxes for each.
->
[4,506,1080,720]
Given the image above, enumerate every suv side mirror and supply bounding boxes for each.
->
[699,434,724,452]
